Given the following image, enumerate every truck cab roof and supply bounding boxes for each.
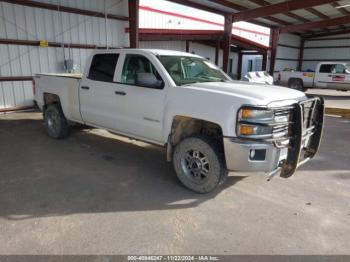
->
[91,48,202,58]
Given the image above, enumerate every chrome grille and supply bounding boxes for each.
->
[272,107,292,138]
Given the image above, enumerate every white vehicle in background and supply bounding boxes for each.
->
[242,71,274,85]
[33,49,324,193]
[278,62,350,91]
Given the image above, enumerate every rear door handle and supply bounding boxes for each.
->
[115,91,126,96]
[81,86,90,90]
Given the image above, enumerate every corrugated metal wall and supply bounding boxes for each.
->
[303,33,350,71]
[0,0,128,111]
[275,33,301,73]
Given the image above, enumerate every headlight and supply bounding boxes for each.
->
[237,107,287,138]
[239,108,274,121]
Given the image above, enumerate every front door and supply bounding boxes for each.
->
[315,63,350,90]
[113,53,167,143]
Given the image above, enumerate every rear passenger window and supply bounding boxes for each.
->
[88,54,119,82]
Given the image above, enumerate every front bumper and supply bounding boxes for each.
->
[223,138,288,172]
[224,96,325,177]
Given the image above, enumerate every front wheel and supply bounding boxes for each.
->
[44,104,70,139]
[173,136,227,193]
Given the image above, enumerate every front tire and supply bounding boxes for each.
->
[173,136,227,193]
[44,104,70,139]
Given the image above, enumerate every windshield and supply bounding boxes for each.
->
[158,55,231,86]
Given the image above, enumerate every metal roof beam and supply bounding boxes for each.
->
[281,14,350,33]
[303,27,350,38]
[207,0,292,26]
[231,0,338,22]
[247,0,310,22]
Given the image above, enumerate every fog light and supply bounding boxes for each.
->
[249,149,266,161]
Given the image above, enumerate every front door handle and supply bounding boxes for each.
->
[115,91,126,96]
[81,86,90,90]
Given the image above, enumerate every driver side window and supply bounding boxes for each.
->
[334,64,346,74]
[121,54,162,85]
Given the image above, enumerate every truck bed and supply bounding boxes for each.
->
[34,73,82,123]
[36,73,82,79]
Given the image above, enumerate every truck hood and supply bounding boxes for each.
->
[185,81,306,104]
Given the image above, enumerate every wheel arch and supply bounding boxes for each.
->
[166,115,224,161]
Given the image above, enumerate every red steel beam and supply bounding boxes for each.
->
[297,39,305,71]
[262,53,267,71]
[269,28,279,76]
[0,0,128,21]
[0,38,114,49]
[222,14,232,73]
[232,0,338,22]
[0,76,33,82]
[280,14,350,33]
[128,0,139,48]
[237,52,243,79]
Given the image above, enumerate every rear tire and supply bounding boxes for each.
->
[44,104,70,139]
[288,79,306,92]
[173,135,227,193]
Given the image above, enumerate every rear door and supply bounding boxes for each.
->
[79,53,119,129]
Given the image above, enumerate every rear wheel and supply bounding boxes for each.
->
[288,79,306,92]
[44,104,70,139]
[173,135,227,193]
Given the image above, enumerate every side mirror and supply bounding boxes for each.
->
[136,73,164,89]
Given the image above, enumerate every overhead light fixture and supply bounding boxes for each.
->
[336,4,350,9]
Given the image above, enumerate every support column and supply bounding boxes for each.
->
[185,40,190,52]
[222,14,232,72]
[262,52,267,71]
[269,28,280,76]
[297,39,305,71]
[128,0,139,48]
[237,52,243,80]
[215,40,220,65]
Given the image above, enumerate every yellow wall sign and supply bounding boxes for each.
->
[39,40,49,47]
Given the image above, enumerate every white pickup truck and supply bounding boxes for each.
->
[278,62,350,91]
[34,49,324,193]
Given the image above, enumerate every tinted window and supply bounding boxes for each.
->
[121,54,162,86]
[88,54,119,82]
[319,64,334,73]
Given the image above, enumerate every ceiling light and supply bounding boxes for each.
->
[336,4,350,9]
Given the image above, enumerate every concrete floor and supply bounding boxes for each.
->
[0,111,349,255]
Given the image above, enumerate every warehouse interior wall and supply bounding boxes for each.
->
[0,0,128,110]
[274,33,301,73]
[302,33,350,71]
